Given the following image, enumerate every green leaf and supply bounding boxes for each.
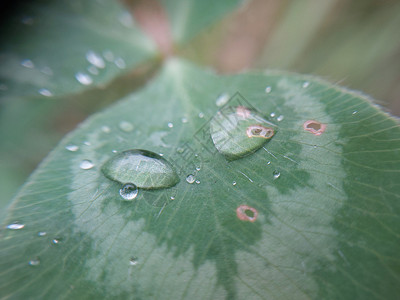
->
[0,0,156,99]
[1,59,399,299]
[161,0,243,43]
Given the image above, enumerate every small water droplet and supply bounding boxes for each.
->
[273,170,280,179]
[276,115,284,122]
[195,166,201,171]
[103,50,114,62]
[302,81,310,88]
[112,150,118,153]
[119,183,138,200]
[86,50,105,69]
[198,112,204,118]
[88,65,99,75]
[265,86,272,93]
[210,106,276,160]
[114,57,126,69]
[352,111,358,115]
[195,180,200,184]
[65,144,79,152]
[270,112,276,118]
[313,145,317,149]
[186,174,195,184]
[129,257,138,266]
[170,196,175,200]
[119,121,134,132]
[181,117,188,123]
[216,93,229,107]
[176,147,184,154]
[21,59,34,68]
[38,88,52,97]
[38,232,47,237]
[102,150,179,189]
[101,125,111,133]
[75,72,93,85]
[52,238,60,244]
[232,181,237,186]
[83,141,91,146]
[7,222,25,230]
[80,160,94,170]
[40,66,53,76]
[267,161,271,165]
[28,258,40,266]
[167,122,173,128]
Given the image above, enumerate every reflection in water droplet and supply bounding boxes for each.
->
[170,196,175,200]
[115,58,126,69]
[167,122,173,128]
[21,59,34,68]
[129,257,138,266]
[88,65,99,75]
[273,170,280,179]
[352,111,358,115]
[198,112,204,118]
[120,183,138,200]
[265,86,272,93]
[65,144,79,152]
[102,149,179,189]
[267,161,271,165]
[38,88,52,97]
[232,181,237,186]
[210,106,276,160]
[101,125,111,133]
[75,72,93,85]
[302,82,310,88]
[277,115,284,122]
[38,232,47,237]
[216,93,229,107]
[186,174,195,184]
[7,222,25,230]
[103,50,114,62]
[195,180,200,184]
[112,150,118,153]
[29,258,40,266]
[52,238,60,244]
[195,166,201,171]
[119,121,134,132]
[270,112,276,118]
[80,160,94,170]
[86,51,105,69]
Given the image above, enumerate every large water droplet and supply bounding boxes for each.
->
[120,183,138,200]
[7,222,25,230]
[186,174,195,184]
[210,106,276,160]
[75,72,93,85]
[101,149,179,189]
[80,160,95,170]
[86,50,105,69]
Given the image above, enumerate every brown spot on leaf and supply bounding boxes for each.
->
[246,125,274,139]
[236,205,258,222]
[303,120,326,136]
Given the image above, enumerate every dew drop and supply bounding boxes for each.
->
[195,166,201,171]
[167,122,173,128]
[273,170,281,179]
[101,125,111,133]
[7,222,25,230]
[80,160,94,170]
[198,112,204,118]
[28,258,40,266]
[270,112,276,118]
[276,115,284,122]
[119,121,134,132]
[65,144,79,152]
[101,149,179,189]
[302,81,310,88]
[176,147,184,154]
[114,57,126,69]
[170,196,175,200]
[267,161,271,165]
[216,93,229,107]
[86,50,105,69]
[83,141,91,146]
[38,232,47,237]
[103,50,114,62]
[232,181,237,186]
[186,174,195,184]
[38,88,52,97]
[210,106,276,160]
[352,111,358,115]
[195,180,201,184]
[40,66,53,76]
[88,65,99,75]
[75,72,93,85]
[265,86,272,93]
[181,117,188,123]
[120,183,138,200]
[21,59,34,68]
[52,238,61,244]
[129,257,138,266]
[112,150,118,153]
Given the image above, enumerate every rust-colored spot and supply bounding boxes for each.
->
[246,125,274,139]
[303,120,326,136]
[236,106,251,119]
[236,205,258,222]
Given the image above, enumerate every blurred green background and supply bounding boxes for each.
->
[1,0,399,213]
